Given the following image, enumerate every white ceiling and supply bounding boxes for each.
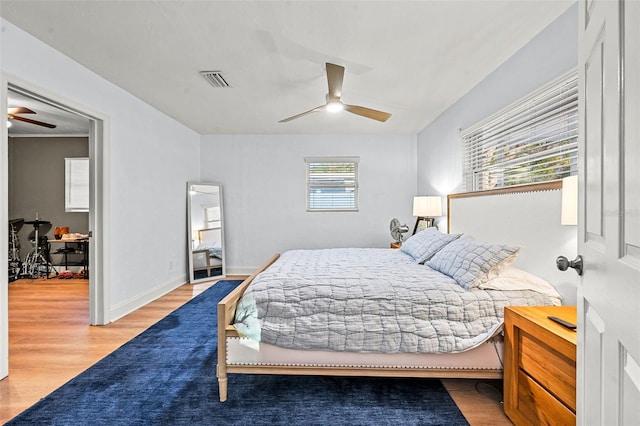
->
[1,0,574,135]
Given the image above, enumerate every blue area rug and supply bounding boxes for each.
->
[7,280,469,425]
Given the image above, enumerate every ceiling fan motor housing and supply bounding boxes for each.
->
[279,63,391,123]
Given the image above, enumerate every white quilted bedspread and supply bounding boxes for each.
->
[233,248,558,354]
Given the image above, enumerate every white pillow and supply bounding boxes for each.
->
[400,227,462,263]
[478,266,562,304]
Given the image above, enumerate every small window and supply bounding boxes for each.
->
[461,70,578,191]
[205,206,221,229]
[65,157,89,212]
[305,157,359,211]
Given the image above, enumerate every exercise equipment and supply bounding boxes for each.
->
[8,218,23,282]
[21,217,58,278]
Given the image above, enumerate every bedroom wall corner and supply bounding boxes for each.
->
[1,18,201,318]
[199,133,418,272]
[415,2,578,212]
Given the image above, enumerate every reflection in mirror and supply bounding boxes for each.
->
[187,182,225,283]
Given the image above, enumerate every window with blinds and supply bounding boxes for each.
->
[461,70,578,191]
[305,157,359,211]
[65,157,89,212]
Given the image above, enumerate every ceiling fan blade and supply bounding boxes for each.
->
[326,63,345,102]
[343,104,392,122]
[8,114,57,129]
[8,107,36,115]
[279,105,326,123]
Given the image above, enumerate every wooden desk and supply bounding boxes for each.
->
[49,238,89,278]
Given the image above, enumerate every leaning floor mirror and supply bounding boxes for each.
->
[187,182,226,283]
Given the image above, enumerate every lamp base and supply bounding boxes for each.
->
[412,217,435,234]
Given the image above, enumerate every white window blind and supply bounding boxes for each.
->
[205,206,221,229]
[461,70,578,191]
[65,157,89,212]
[305,157,359,211]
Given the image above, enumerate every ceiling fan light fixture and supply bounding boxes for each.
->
[326,101,344,113]
[279,63,391,123]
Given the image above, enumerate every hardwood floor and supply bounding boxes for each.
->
[0,277,511,425]
[442,378,512,426]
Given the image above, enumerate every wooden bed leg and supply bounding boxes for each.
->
[218,375,228,402]
[216,255,280,403]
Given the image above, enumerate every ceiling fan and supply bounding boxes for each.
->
[7,107,57,129]
[279,62,392,123]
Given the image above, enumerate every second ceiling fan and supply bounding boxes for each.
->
[7,107,56,129]
[279,63,392,123]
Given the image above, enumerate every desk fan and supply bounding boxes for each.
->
[390,218,409,243]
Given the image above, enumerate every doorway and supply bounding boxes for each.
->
[2,82,109,379]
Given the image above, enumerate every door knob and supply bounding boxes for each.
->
[556,255,583,276]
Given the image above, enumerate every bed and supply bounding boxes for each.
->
[193,228,223,278]
[217,181,572,401]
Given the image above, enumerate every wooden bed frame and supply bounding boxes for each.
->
[217,181,569,401]
[216,253,502,401]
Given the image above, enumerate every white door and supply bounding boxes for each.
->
[578,0,640,424]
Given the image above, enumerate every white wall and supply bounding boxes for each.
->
[416,3,578,201]
[1,19,201,320]
[200,134,417,273]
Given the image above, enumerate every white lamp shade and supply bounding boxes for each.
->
[561,175,578,225]
[413,196,443,217]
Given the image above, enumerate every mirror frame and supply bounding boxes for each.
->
[187,181,226,283]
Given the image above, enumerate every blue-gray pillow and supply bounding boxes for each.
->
[400,227,462,263]
[426,237,520,290]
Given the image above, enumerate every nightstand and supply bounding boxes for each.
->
[390,242,402,249]
[504,306,577,426]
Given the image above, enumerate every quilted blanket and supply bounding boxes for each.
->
[234,248,558,354]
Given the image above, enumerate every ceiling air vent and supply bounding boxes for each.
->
[200,71,231,88]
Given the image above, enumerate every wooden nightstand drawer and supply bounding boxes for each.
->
[517,370,575,425]
[504,306,577,426]
[519,330,576,410]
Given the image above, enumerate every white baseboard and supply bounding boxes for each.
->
[226,266,257,276]
[109,274,187,323]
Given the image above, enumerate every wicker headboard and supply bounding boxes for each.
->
[447,181,577,305]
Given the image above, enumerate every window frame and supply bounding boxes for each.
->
[305,157,360,212]
[64,157,89,212]
[460,69,578,192]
